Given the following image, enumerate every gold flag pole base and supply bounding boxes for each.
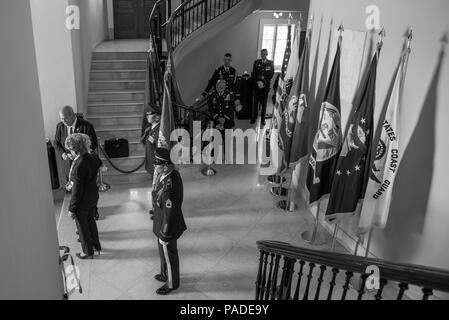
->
[301,228,329,245]
[98,166,111,192]
[201,166,217,177]
[277,200,297,212]
[267,175,287,185]
[270,186,288,197]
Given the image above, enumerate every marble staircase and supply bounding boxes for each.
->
[87,47,150,185]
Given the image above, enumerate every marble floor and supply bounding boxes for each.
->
[57,155,350,300]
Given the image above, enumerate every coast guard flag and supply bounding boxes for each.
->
[358,47,410,234]
[325,49,379,220]
[158,57,176,151]
[306,39,343,204]
[278,32,311,172]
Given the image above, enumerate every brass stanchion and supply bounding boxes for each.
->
[201,121,217,177]
[98,164,110,192]
[301,201,329,245]
[267,174,286,185]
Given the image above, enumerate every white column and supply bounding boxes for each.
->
[0,0,64,299]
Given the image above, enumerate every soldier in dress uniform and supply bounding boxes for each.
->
[141,105,161,179]
[201,53,241,107]
[151,148,187,295]
[251,49,275,127]
[208,79,237,132]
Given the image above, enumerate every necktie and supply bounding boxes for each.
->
[69,127,73,136]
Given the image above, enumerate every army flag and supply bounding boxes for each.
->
[306,39,343,204]
[325,49,379,220]
[158,57,176,151]
[358,47,410,234]
[278,31,311,173]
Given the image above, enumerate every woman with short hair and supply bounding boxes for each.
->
[65,133,102,259]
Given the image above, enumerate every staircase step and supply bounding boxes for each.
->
[96,126,142,141]
[88,90,145,103]
[88,102,144,115]
[93,51,148,60]
[92,59,147,70]
[90,70,146,81]
[100,155,146,173]
[89,80,146,91]
[89,114,142,127]
[101,169,151,185]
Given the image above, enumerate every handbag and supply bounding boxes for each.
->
[104,138,129,159]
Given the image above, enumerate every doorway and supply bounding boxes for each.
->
[113,0,166,39]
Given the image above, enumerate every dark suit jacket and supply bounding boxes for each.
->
[152,170,186,242]
[54,118,98,157]
[69,153,102,213]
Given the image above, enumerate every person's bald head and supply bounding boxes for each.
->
[59,106,76,127]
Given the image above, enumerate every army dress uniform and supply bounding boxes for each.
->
[203,65,240,100]
[251,59,275,124]
[208,89,236,130]
[152,149,186,294]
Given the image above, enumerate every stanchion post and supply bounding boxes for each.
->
[330,221,340,251]
[98,164,110,192]
[201,121,217,177]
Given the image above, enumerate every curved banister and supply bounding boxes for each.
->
[147,0,242,130]
[256,240,449,299]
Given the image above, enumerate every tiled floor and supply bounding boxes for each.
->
[57,147,348,300]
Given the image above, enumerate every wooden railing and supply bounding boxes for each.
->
[256,240,449,300]
[168,0,241,50]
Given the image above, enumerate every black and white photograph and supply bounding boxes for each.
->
[1,0,449,310]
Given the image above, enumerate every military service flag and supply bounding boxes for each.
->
[358,47,410,234]
[325,49,379,220]
[289,31,311,167]
[278,31,311,173]
[158,57,176,151]
[306,39,343,204]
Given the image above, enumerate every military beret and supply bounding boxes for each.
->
[155,147,172,164]
[146,104,161,115]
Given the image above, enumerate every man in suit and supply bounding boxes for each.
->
[152,148,187,295]
[66,133,102,259]
[54,106,98,189]
[251,49,275,127]
[200,53,241,108]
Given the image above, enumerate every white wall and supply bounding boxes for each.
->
[31,0,78,139]
[298,0,449,272]
[0,0,64,299]
[175,0,309,105]
[69,0,108,116]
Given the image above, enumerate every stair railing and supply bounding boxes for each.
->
[147,0,242,133]
[255,240,449,300]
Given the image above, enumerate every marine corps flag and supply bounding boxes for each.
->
[358,46,410,234]
[158,58,176,151]
[306,39,342,204]
[289,31,311,166]
[325,49,380,220]
[278,31,310,173]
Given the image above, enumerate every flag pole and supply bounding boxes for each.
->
[364,228,373,257]
[330,221,340,251]
[301,200,328,245]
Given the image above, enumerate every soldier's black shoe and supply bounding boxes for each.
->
[76,253,93,260]
[156,285,177,295]
[154,274,167,283]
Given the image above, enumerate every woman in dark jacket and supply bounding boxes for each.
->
[66,133,102,259]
